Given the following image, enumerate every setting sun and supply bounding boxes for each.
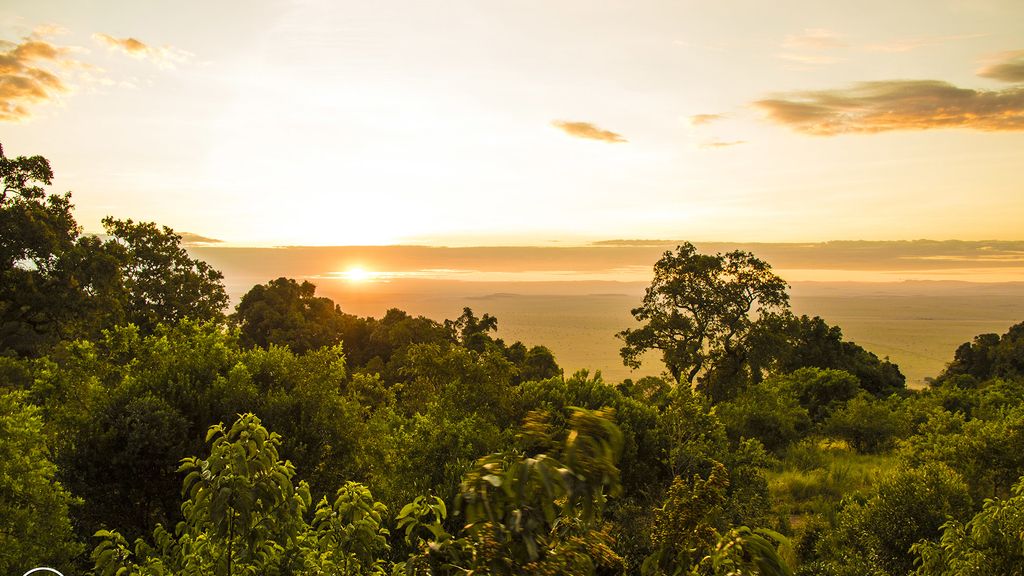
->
[341,266,374,283]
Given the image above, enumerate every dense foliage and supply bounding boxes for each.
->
[3,144,1024,575]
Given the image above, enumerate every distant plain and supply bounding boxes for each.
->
[193,241,1024,387]
[317,282,1024,387]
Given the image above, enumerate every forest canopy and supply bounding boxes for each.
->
[3,144,1024,576]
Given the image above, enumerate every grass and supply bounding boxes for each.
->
[768,440,894,525]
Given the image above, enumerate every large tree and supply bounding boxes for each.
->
[0,143,228,355]
[0,143,107,354]
[619,242,790,399]
[102,217,228,333]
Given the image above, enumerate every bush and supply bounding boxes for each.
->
[823,393,905,454]
[821,463,972,576]
[0,390,81,574]
[717,381,810,454]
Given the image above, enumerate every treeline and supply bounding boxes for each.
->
[4,144,1024,575]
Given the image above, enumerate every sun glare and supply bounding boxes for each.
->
[342,266,373,282]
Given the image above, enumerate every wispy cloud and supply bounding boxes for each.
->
[701,140,746,149]
[551,120,627,143]
[776,53,843,65]
[777,28,846,68]
[755,80,1024,135]
[783,28,846,50]
[689,113,725,126]
[864,33,986,53]
[778,30,984,69]
[1,26,187,123]
[0,29,82,122]
[978,49,1024,83]
[92,33,191,69]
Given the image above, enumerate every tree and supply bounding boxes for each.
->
[1,144,229,355]
[444,307,499,353]
[772,367,860,423]
[938,320,1024,384]
[776,315,905,396]
[93,414,391,576]
[619,243,790,400]
[914,475,1024,576]
[0,143,112,355]
[642,462,731,574]
[522,345,561,381]
[232,277,361,354]
[0,389,81,574]
[395,408,625,576]
[898,404,1024,502]
[102,217,228,333]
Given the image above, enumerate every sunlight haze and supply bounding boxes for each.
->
[3,0,1023,245]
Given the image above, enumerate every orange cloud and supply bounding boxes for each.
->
[551,120,627,143]
[756,80,1024,135]
[0,34,76,122]
[689,113,725,125]
[93,33,191,69]
[978,49,1024,83]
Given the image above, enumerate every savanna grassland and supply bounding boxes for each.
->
[280,281,1024,387]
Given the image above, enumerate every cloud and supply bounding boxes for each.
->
[0,33,79,122]
[30,24,70,37]
[776,29,847,68]
[701,140,746,149]
[755,80,1024,135]
[92,33,192,69]
[777,53,843,65]
[551,120,627,143]
[179,232,223,247]
[783,28,846,50]
[689,113,725,126]
[1,26,184,123]
[94,34,147,55]
[978,49,1024,83]
[864,33,986,53]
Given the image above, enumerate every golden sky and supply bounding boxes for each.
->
[2,0,1023,246]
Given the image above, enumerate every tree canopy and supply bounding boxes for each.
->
[0,144,228,356]
[232,276,357,354]
[619,242,790,399]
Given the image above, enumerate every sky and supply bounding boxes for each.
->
[191,241,1024,295]
[2,0,1023,247]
